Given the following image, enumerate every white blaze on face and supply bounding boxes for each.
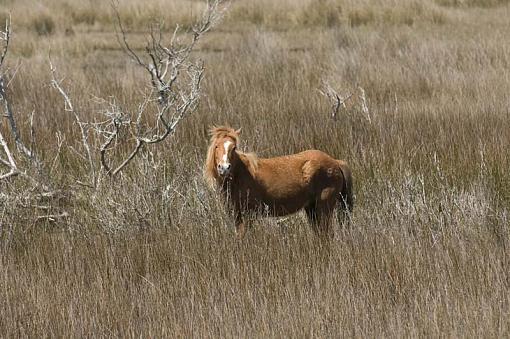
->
[222,141,232,163]
[218,140,233,175]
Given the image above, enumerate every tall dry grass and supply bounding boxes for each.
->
[0,0,510,337]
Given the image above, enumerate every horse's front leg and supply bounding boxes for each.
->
[234,210,247,239]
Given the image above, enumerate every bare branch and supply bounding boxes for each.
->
[0,127,50,188]
[0,15,47,188]
[320,81,372,123]
[50,59,96,186]
[0,14,10,67]
[110,138,144,176]
[98,0,225,176]
[49,132,65,175]
[0,17,16,172]
[0,127,17,172]
[320,81,352,121]
[112,2,148,70]
[99,117,121,175]
[29,109,35,160]
[0,77,39,161]
[36,211,69,223]
[0,17,41,167]
[358,86,371,123]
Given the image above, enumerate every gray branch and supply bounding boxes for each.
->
[50,60,96,187]
[0,15,47,189]
[0,15,41,168]
[99,0,225,177]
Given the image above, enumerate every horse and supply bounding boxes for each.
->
[204,126,353,238]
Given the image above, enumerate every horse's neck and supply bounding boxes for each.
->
[218,154,253,194]
[235,154,255,181]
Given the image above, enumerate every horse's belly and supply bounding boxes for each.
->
[236,189,307,216]
[260,194,309,216]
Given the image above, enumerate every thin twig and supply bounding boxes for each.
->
[319,81,352,121]
[36,212,69,223]
[358,86,371,123]
[50,59,96,186]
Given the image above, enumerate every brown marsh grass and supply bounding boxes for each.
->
[0,0,510,337]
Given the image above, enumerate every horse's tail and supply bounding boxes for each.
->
[337,160,353,213]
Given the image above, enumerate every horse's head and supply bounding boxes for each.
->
[206,127,242,182]
[214,135,238,177]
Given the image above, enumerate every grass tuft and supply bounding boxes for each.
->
[31,12,55,36]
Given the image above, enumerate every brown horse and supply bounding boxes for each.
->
[204,126,353,238]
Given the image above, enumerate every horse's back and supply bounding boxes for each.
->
[236,149,351,217]
[255,149,343,196]
[254,153,311,199]
[256,149,337,178]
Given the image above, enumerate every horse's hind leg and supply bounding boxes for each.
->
[305,203,334,238]
[305,204,318,232]
[235,210,247,239]
[318,207,334,238]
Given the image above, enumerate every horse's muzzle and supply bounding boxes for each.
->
[217,163,231,176]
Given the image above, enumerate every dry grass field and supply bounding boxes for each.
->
[1,0,510,337]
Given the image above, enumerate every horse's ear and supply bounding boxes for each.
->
[235,128,242,136]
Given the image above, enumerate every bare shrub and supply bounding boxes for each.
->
[320,81,372,123]
[49,0,227,181]
[102,1,225,177]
